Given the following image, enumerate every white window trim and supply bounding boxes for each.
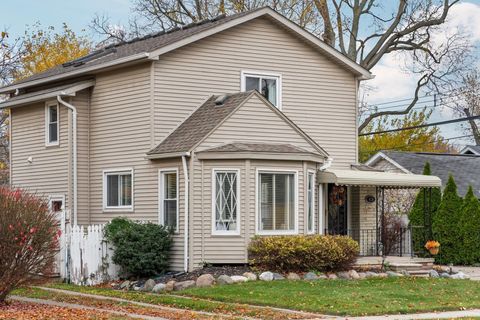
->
[212,168,241,236]
[48,194,65,211]
[307,170,316,234]
[102,168,134,212]
[45,101,60,147]
[255,168,298,235]
[159,168,179,233]
[240,70,282,109]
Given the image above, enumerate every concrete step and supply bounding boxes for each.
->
[390,263,424,272]
[408,270,431,277]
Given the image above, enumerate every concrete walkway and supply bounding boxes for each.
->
[452,266,480,281]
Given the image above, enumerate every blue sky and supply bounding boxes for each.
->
[2,0,480,148]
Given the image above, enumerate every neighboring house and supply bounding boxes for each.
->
[0,7,440,271]
[460,145,480,155]
[366,151,480,197]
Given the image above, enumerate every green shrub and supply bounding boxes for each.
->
[432,175,463,264]
[104,217,173,277]
[409,162,441,256]
[248,235,359,272]
[458,186,480,265]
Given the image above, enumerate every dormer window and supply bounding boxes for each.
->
[241,71,281,108]
[45,102,59,146]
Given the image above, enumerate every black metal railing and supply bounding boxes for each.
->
[324,227,415,257]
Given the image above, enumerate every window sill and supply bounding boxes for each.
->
[211,231,241,236]
[45,142,60,148]
[103,207,134,213]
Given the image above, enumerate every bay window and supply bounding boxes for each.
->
[258,171,297,234]
[213,169,240,235]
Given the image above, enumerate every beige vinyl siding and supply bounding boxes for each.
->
[155,16,357,169]
[11,101,70,205]
[191,158,312,268]
[196,95,319,153]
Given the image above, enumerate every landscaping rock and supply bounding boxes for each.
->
[378,273,388,278]
[357,272,367,279]
[387,271,402,278]
[259,271,274,281]
[152,283,166,293]
[217,275,234,285]
[165,280,176,292]
[317,273,328,279]
[436,265,450,273]
[327,273,338,280]
[429,270,440,278]
[196,274,215,287]
[133,285,142,291]
[348,270,360,280]
[287,272,301,280]
[440,272,451,278]
[174,280,196,291]
[243,272,257,281]
[365,271,379,278]
[337,271,351,279]
[303,272,318,280]
[400,270,410,277]
[231,275,248,283]
[272,273,285,280]
[143,279,156,292]
[119,280,130,290]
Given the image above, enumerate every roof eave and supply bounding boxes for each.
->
[0,53,151,94]
[145,151,190,160]
[196,151,325,162]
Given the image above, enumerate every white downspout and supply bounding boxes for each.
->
[319,157,333,171]
[57,96,78,226]
[181,154,190,272]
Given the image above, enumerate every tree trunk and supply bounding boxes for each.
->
[463,108,480,145]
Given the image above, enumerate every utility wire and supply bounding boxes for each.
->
[359,115,480,136]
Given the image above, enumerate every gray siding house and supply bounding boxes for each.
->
[0,7,440,271]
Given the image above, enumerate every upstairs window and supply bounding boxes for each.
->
[45,103,59,146]
[241,71,281,108]
[103,169,133,211]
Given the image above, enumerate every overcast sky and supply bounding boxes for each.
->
[2,0,480,147]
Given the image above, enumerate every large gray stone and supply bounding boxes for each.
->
[327,273,338,280]
[286,272,301,280]
[337,271,351,279]
[357,272,367,279]
[451,271,469,280]
[429,270,440,278]
[259,271,274,281]
[440,272,451,278]
[303,272,319,280]
[119,280,130,290]
[217,275,234,285]
[231,275,248,283]
[243,272,257,281]
[365,271,379,278]
[152,283,166,293]
[317,273,328,279]
[387,271,402,278]
[196,274,215,287]
[174,280,196,291]
[143,279,156,292]
[400,270,410,277]
[272,272,285,280]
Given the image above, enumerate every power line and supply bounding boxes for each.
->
[359,115,480,136]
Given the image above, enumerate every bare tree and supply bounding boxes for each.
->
[92,1,470,132]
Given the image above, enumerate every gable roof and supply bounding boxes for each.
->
[146,90,328,159]
[0,7,371,94]
[460,145,480,155]
[366,151,480,196]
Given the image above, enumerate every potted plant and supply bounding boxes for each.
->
[425,240,440,255]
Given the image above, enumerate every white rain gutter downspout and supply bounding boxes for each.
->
[319,157,333,171]
[181,154,190,272]
[57,96,78,226]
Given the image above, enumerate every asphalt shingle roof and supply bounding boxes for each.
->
[147,91,254,155]
[380,151,480,196]
[462,145,480,154]
[201,142,318,154]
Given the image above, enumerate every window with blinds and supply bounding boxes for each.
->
[160,170,178,231]
[258,172,295,233]
[103,169,133,210]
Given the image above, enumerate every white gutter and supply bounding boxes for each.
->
[181,154,190,272]
[319,157,333,171]
[57,96,78,226]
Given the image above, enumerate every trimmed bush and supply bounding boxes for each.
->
[409,162,441,256]
[432,174,463,264]
[0,188,59,303]
[458,186,480,265]
[248,235,359,272]
[104,217,173,277]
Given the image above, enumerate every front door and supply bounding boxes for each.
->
[327,184,348,235]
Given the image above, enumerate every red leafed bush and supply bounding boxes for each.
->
[0,188,60,302]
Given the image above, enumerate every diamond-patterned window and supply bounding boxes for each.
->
[214,170,239,234]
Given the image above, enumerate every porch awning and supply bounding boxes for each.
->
[317,169,441,188]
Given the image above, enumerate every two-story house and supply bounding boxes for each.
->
[0,7,441,271]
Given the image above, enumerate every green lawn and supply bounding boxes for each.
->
[179,277,480,316]
[42,278,480,317]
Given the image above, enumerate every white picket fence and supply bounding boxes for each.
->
[59,214,120,285]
